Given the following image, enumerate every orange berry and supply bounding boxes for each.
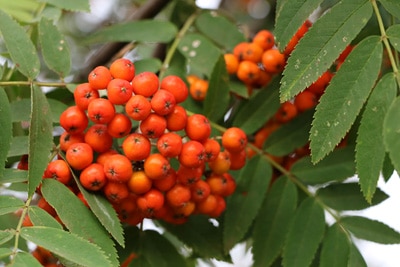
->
[109,58,135,81]
[88,66,112,90]
[252,29,275,51]
[224,53,240,75]
[261,49,286,73]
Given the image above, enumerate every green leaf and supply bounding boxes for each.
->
[28,85,53,196]
[0,10,40,79]
[134,58,162,74]
[224,155,272,253]
[0,247,12,259]
[161,215,225,260]
[356,73,396,203]
[348,243,367,267]
[316,183,388,211]
[387,25,400,53]
[204,56,231,122]
[38,17,71,78]
[40,179,119,266]
[282,197,325,267]
[232,79,281,134]
[20,226,113,267]
[37,0,90,12]
[11,251,42,267]
[379,0,400,19]
[274,0,323,51]
[341,216,400,244]
[69,166,124,248]
[291,147,355,185]
[0,229,15,245]
[0,0,42,22]
[282,198,325,266]
[0,169,27,184]
[47,98,69,123]
[252,176,298,267]
[280,0,372,101]
[383,96,400,174]
[178,33,222,78]
[0,195,24,216]
[7,136,29,158]
[310,35,382,163]
[264,108,314,156]
[28,206,62,229]
[319,223,350,267]
[196,11,246,51]
[131,230,187,267]
[85,20,177,44]
[10,98,30,122]
[382,153,394,181]
[0,88,12,178]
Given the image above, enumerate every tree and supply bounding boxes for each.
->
[1,0,400,266]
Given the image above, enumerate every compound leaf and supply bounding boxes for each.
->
[28,206,62,229]
[11,251,42,267]
[37,0,90,12]
[204,56,231,122]
[319,223,350,267]
[196,11,245,51]
[274,0,323,51]
[0,10,40,79]
[383,96,400,174]
[38,17,71,78]
[85,20,177,44]
[356,73,396,203]
[0,229,15,246]
[282,197,325,267]
[379,0,400,19]
[41,179,118,266]
[252,176,298,267]
[280,0,372,102]
[310,35,382,163]
[387,24,400,52]
[0,195,24,216]
[341,216,400,244]
[232,79,281,134]
[20,226,113,267]
[291,147,355,185]
[0,88,12,178]
[316,183,388,211]
[28,85,53,197]
[223,155,272,253]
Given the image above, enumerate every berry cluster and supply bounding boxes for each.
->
[31,58,247,226]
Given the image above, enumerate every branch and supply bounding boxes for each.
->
[74,0,170,82]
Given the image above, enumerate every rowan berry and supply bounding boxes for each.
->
[189,78,208,101]
[59,131,85,152]
[176,164,203,185]
[261,49,286,73]
[208,150,231,175]
[139,113,167,139]
[106,78,133,105]
[66,142,93,170]
[202,138,221,162]
[185,114,211,142]
[143,153,171,180]
[136,188,165,216]
[274,101,298,123]
[152,168,177,192]
[109,58,135,81]
[60,105,88,134]
[79,163,107,191]
[73,83,99,110]
[125,94,152,121]
[103,181,129,203]
[179,140,206,168]
[107,113,132,138]
[160,75,189,103]
[122,133,151,161]
[166,184,191,208]
[222,127,248,153]
[87,98,116,124]
[252,29,275,51]
[88,66,112,90]
[156,132,183,158]
[224,53,240,75]
[131,71,159,97]
[150,89,176,116]
[190,179,211,203]
[228,149,247,170]
[103,154,133,183]
[236,60,261,85]
[166,105,188,132]
[294,90,318,112]
[84,124,113,153]
[127,170,153,195]
[43,159,72,185]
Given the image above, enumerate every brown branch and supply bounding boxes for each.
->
[75,0,170,82]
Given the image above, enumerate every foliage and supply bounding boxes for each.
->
[0,0,400,266]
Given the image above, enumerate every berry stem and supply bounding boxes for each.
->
[0,80,67,87]
[159,10,200,79]
[371,0,400,86]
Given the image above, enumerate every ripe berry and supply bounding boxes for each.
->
[185,114,211,142]
[222,127,248,153]
[88,66,112,90]
[131,71,159,97]
[66,142,93,170]
[150,89,176,116]
[103,154,133,183]
[87,98,116,124]
[109,58,135,81]
[179,140,206,168]
[79,163,107,191]
[106,78,133,105]
[160,75,189,103]
[60,106,88,134]
[125,94,152,121]
[122,133,151,161]
[73,83,99,110]
[143,153,171,180]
